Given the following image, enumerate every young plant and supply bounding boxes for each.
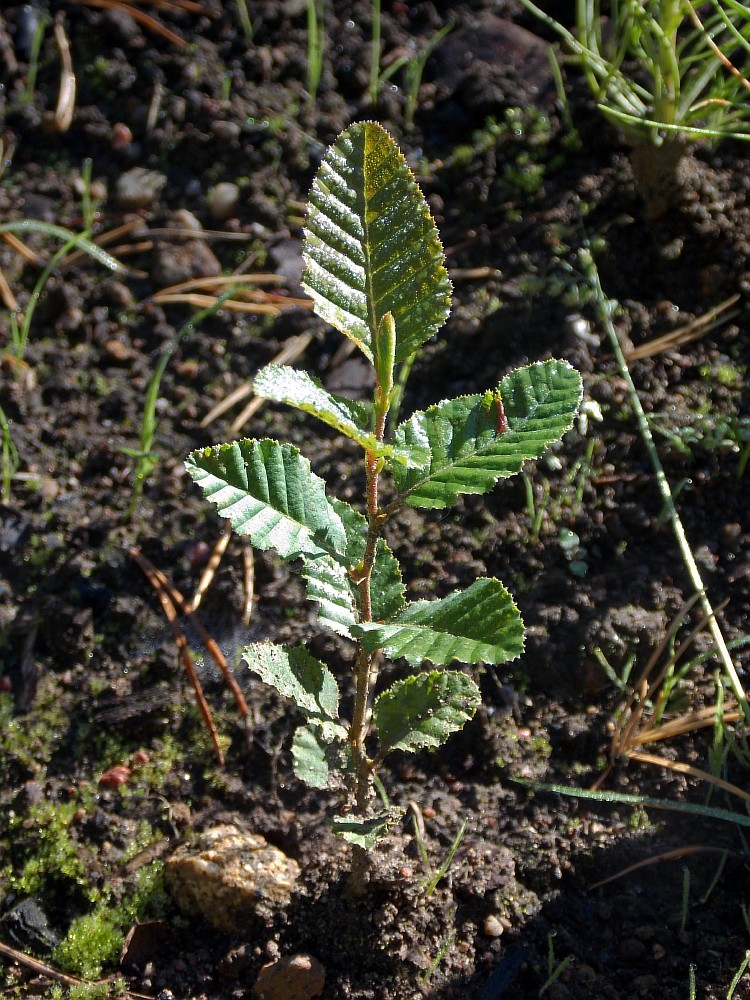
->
[185,122,582,876]
[520,0,750,215]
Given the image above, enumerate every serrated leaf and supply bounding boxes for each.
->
[185,439,356,635]
[373,670,481,755]
[254,365,387,455]
[351,577,524,667]
[241,643,341,729]
[391,360,583,509]
[329,497,405,623]
[302,120,452,364]
[186,439,347,558]
[291,721,351,790]
[331,807,404,848]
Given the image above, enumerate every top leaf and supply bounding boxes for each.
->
[302,121,452,365]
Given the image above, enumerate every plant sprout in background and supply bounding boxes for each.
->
[0,406,19,502]
[186,122,582,889]
[520,0,750,214]
[305,0,325,105]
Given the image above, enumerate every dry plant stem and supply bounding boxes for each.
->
[131,546,249,718]
[586,251,750,723]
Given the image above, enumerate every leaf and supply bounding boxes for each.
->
[254,365,387,455]
[186,439,347,558]
[329,497,405,623]
[302,120,452,364]
[331,807,404,848]
[351,578,524,667]
[291,722,351,790]
[390,360,583,509]
[373,670,481,755]
[241,643,341,730]
[185,439,357,635]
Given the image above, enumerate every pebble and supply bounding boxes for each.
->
[103,338,134,362]
[211,120,241,142]
[253,953,325,1000]
[209,182,241,221]
[482,914,505,938]
[115,167,167,209]
[165,824,300,933]
[619,937,647,963]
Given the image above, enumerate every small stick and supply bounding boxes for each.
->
[131,547,248,719]
[0,266,18,312]
[1,231,44,265]
[200,331,313,430]
[241,539,255,625]
[626,749,750,803]
[130,548,225,765]
[70,0,188,47]
[229,332,313,433]
[150,292,309,314]
[0,939,152,999]
[187,521,232,614]
[153,273,287,298]
[626,293,741,361]
[51,16,76,133]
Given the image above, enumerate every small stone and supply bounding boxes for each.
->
[211,120,241,142]
[209,182,241,221]
[482,914,504,938]
[253,953,325,1000]
[103,338,134,362]
[165,825,299,933]
[115,167,167,210]
[152,239,221,286]
[619,938,647,963]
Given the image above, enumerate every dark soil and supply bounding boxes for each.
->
[2,2,750,998]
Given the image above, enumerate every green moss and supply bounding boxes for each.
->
[53,911,124,980]
[2,799,92,906]
[53,862,169,980]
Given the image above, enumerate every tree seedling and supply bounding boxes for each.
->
[185,122,582,885]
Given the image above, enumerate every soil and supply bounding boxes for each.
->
[2,2,750,999]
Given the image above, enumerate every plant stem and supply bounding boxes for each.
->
[369,0,382,106]
[582,248,750,723]
[348,407,389,893]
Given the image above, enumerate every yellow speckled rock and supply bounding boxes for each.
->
[165,824,300,933]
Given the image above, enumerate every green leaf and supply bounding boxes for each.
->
[331,807,404,848]
[351,578,524,667]
[302,120,452,365]
[241,643,341,732]
[186,439,347,558]
[185,439,357,635]
[373,670,481,755]
[329,497,405,623]
[390,360,583,509]
[291,722,351,790]
[254,365,387,455]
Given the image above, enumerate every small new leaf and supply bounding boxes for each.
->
[351,577,524,667]
[391,360,583,509]
[331,807,405,848]
[374,670,481,756]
